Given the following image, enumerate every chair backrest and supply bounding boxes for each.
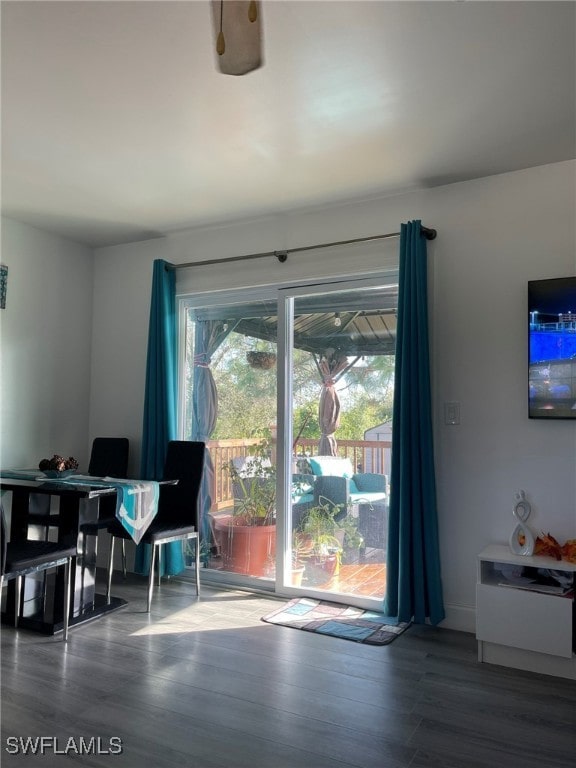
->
[88,438,130,522]
[158,441,206,529]
[88,437,129,478]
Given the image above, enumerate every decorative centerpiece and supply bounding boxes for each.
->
[38,454,79,478]
[246,351,277,370]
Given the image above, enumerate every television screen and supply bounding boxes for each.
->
[528,276,576,419]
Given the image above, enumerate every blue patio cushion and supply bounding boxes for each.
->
[292,481,314,496]
[291,474,314,499]
[292,491,314,505]
[291,473,315,511]
[350,491,386,504]
[308,456,354,478]
[348,478,360,494]
[351,474,387,503]
[354,472,388,493]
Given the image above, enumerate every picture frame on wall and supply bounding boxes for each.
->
[0,264,7,309]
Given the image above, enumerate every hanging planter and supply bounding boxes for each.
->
[246,351,277,370]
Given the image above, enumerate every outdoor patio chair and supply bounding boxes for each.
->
[307,456,389,549]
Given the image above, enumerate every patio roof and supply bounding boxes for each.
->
[193,287,398,357]
[235,311,396,357]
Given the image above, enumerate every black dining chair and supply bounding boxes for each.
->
[1,504,77,641]
[28,437,129,553]
[105,441,205,612]
[82,437,130,575]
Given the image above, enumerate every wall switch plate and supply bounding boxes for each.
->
[444,401,460,425]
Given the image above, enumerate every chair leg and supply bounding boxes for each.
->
[147,544,157,613]
[14,576,22,628]
[157,545,162,587]
[62,558,71,642]
[106,536,115,603]
[121,540,127,579]
[194,536,200,596]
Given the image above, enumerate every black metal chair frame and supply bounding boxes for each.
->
[1,506,76,641]
[82,437,130,576]
[106,441,205,612]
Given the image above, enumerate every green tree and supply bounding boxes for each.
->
[186,326,395,442]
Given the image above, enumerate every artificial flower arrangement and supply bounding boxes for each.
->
[38,454,79,477]
[534,533,576,563]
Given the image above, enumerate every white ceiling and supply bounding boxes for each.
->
[1,1,575,249]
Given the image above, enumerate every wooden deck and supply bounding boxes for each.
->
[206,559,386,600]
[317,562,386,599]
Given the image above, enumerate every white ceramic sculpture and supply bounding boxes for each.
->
[509,490,535,556]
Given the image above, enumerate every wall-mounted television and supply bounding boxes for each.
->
[528,276,576,419]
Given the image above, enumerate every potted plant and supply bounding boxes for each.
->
[246,350,277,370]
[291,527,315,586]
[338,514,365,564]
[295,497,344,586]
[214,442,277,577]
[290,552,306,586]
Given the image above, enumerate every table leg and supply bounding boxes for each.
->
[57,494,99,615]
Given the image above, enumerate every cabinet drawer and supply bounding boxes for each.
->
[476,584,573,658]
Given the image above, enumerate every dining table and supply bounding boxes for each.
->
[0,470,171,634]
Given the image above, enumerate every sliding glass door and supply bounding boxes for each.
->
[181,293,279,585]
[277,278,396,606]
[180,275,396,606]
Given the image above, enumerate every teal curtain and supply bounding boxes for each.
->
[383,220,445,625]
[135,259,184,576]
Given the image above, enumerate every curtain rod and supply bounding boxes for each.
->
[169,224,436,270]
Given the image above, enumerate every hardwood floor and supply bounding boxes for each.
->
[2,573,575,768]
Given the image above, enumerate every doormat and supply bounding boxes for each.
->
[262,597,411,645]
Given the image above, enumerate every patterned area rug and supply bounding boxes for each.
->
[262,597,411,645]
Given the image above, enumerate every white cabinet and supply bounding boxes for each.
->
[476,545,576,677]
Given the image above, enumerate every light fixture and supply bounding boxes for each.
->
[334,313,342,327]
[211,0,263,76]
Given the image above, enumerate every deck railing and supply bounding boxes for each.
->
[207,437,391,512]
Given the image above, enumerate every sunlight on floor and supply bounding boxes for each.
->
[129,598,272,636]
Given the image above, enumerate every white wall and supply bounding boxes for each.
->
[0,218,94,470]
[93,160,576,630]
[1,163,573,631]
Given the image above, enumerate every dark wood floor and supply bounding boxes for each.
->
[2,573,575,768]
